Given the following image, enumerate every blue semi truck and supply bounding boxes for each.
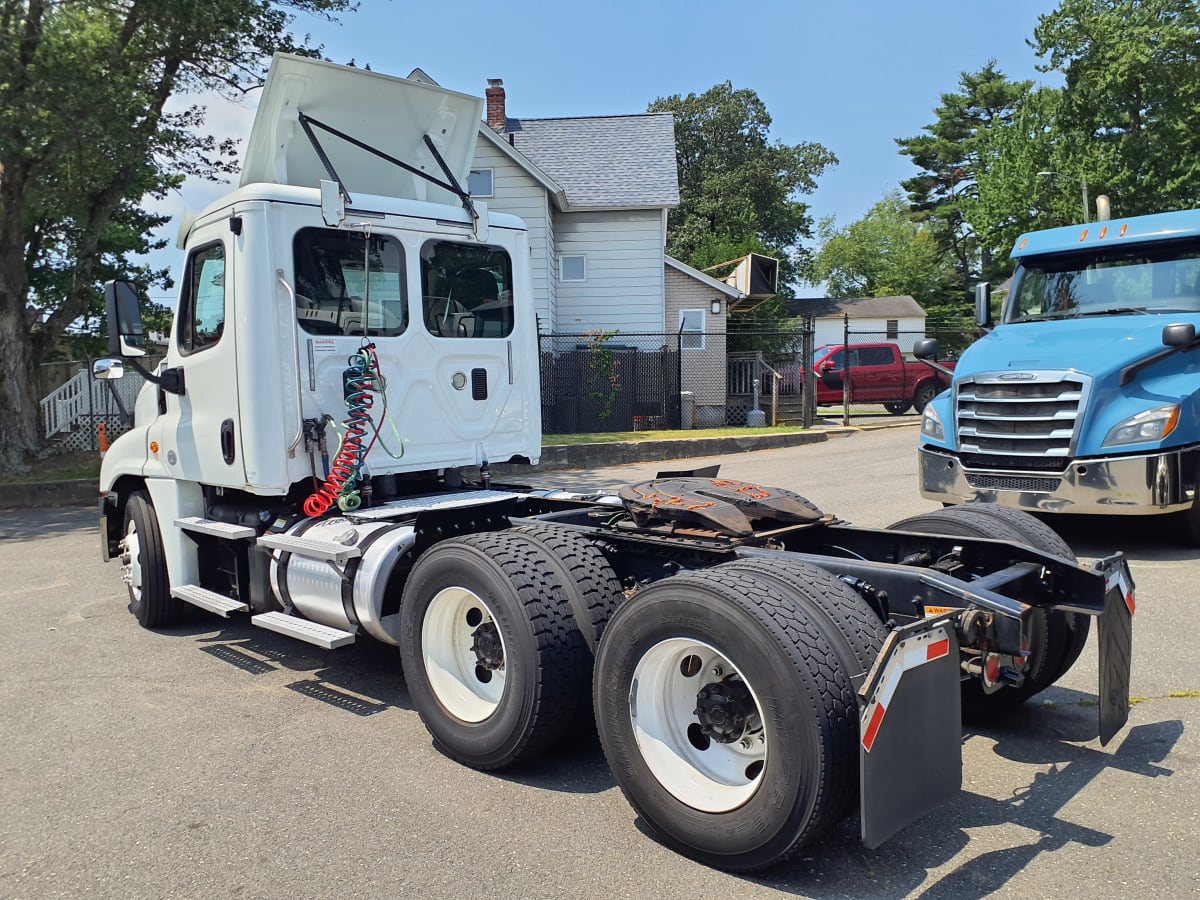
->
[917,208,1200,542]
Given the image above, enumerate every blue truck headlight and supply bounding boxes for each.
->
[1102,404,1180,447]
[921,404,944,441]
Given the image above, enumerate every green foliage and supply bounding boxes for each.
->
[648,82,836,296]
[811,191,956,308]
[583,329,622,425]
[0,0,358,469]
[1031,0,1200,215]
[896,62,1032,311]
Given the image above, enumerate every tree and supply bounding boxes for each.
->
[647,82,836,297]
[0,0,355,473]
[1031,0,1200,216]
[811,191,955,312]
[895,62,1031,309]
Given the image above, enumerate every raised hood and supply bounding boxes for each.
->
[241,54,483,205]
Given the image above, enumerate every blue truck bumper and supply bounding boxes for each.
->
[918,443,1197,515]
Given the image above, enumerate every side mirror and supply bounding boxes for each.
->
[974,282,992,328]
[1163,323,1196,348]
[914,338,939,361]
[92,359,125,381]
[820,361,835,372]
[104,280,147,358]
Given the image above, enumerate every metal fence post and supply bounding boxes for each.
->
[841,313,850,427]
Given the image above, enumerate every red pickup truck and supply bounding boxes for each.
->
[811,342,954,414]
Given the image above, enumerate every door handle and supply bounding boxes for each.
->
[220,418,236,465]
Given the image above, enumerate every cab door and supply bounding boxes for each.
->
[148,221,245,487]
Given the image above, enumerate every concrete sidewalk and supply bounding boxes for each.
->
[0,419,919,509]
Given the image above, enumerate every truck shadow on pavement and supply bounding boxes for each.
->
[1045,513,1200,562]
[741,701,1182,898]
[186,616,414,715]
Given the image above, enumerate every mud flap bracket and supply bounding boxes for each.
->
[859,615,962,849]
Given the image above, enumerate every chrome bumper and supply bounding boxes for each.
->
[918,444,1198,515]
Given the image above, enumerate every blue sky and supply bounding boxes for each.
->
[148,0,1064,299]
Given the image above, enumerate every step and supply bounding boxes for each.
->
[172,584,249,617]
[255,532,363,563]
[175,516,258,540]
[251,612,356,649]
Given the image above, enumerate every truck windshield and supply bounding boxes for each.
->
[1006,238,1200,323]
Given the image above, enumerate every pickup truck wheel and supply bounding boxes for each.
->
[594,568,856,872]
[884,401,911,415]
[887,507,1066,715]
[399,531,589,770]
[122,491,182,628]
[912,381,939,414]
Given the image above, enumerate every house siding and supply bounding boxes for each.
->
[665,266,727,421]
[471,141,555,327]
[813,315,926,354]
[553,210,664,333]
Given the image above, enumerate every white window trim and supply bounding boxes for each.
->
[679,308,706,351]
[560,254,586,282]
[468,168,494,198]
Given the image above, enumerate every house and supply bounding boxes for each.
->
[784,295,927,354]
[466,78,747,429]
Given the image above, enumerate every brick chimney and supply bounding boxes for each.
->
[485,78,506,132]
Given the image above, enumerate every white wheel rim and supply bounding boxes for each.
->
[630,638,766,813]
[422,587,506,722]
[122,519,143,600]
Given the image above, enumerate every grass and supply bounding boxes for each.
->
[2,453,101,484]
[547,425,812,445]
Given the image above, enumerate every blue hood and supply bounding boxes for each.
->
[960,314,1200,379]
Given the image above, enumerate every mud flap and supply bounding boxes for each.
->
[859,617,961,849]
[1095,554,1135,746]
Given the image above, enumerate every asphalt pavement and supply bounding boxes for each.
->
[1,427,1196,898]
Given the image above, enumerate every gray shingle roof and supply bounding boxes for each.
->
[784,295,926,319]
[505,114,680,209]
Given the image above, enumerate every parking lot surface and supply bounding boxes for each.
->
[1,428,1196,898]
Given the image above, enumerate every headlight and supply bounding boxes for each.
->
[1102,404,1180,447]
[921,404,944,441]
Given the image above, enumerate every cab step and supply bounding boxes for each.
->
[172,584,249,617]
[255,532,363,564]
[175,516,258,540]
[251,611,356,649]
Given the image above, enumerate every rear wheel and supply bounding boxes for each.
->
[121,491,182,628]
[594,568,857,872]
[884,400,911,415]
[887,505,1081,714]
[399,531,589,770]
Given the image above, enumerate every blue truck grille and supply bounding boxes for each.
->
[955,372,1088,458]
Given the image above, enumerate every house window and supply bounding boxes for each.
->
[679,308,705,350]
[886,319,899,340]
[467,169,493,197]
[560,254,586,282]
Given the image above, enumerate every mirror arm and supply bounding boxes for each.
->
[127,356,185,395]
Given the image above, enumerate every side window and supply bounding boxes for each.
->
[178,242,226,355]
[420,240,514,338]
[293,228,407,337]
[886,319,899,340]
[467,169,494,197]
[860,347,894,366]
[678,309,705,350]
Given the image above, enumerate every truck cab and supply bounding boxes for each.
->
[918,209,1200,542]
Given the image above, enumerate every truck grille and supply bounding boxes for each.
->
[959,452,1069,472]
[955,372,1088,458]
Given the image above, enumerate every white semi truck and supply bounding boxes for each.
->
[95,54,1135,872]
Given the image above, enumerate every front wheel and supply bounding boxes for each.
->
[121,491,182,628]
[912,380,940,414]
[594,568,857,872]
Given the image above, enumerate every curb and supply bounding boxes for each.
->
[0,420,918,510]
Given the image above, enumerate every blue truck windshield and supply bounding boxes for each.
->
[1006,238,1200,323]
